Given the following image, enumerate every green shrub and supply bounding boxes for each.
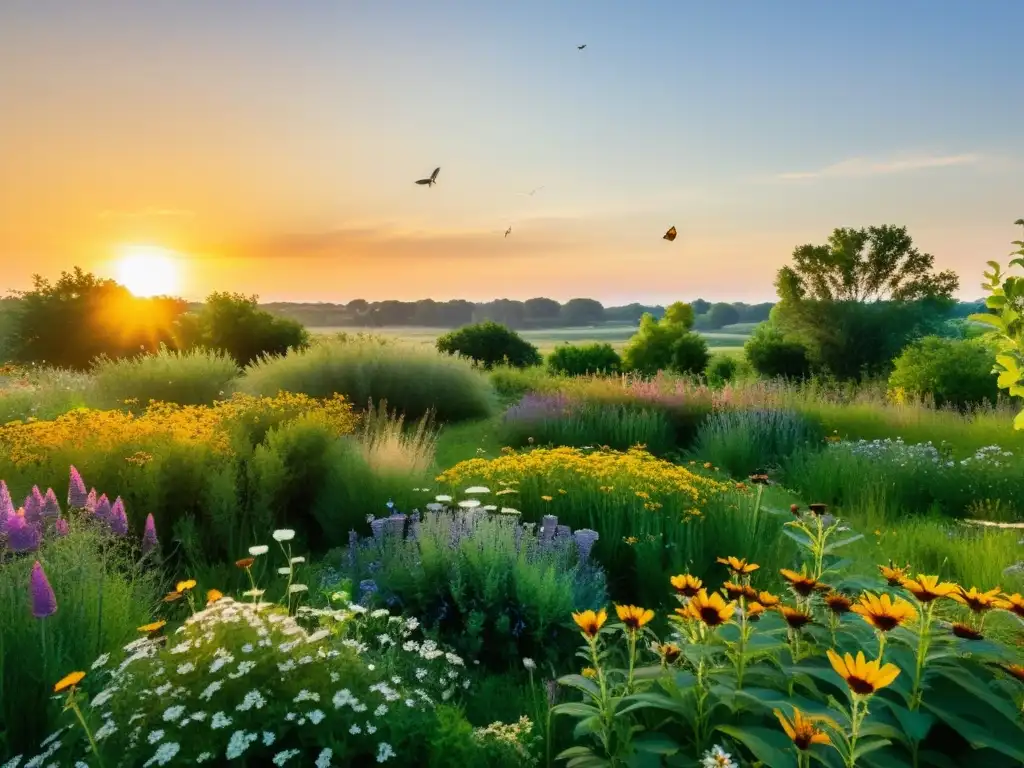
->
[0,524,159,756]
[744,324,811,378]
[889,336,1001,410]
[191,291,309,366]
[437,322,542,369]
[547,343,621,376]
[670,332,710,375]
[489,365,558,402]
[691,408,824,477]
[621,302,696,375]
[705,354,738,385]
[90,345,240,407]
[0,365,93,423]
[240,338,496,422]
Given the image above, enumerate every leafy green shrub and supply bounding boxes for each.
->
[330,507,607,670]
[90,345,240,407]
[0,365,93,423]
[691,408,824,477]
[489,365,559,402]
[744,324,811,379]
[547,343,621,376]
[240,338,496,422]
[621,302,697,375]
[437,321,542,369]
[0,523,159,756]
[705,354,738,385]
[888,336,1001,410]
[670,332,710,375]
[190,291,309,367]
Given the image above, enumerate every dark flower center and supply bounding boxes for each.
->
[700,607,724,626]
[793,581,816,596]
[847,676,876,695]
[872,616,900,631]
[786,614,811,629]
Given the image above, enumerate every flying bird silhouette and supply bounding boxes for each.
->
[517,186,545,197]
[415,167,441,187]
[663,226,677,242]
[577,44,587,50]
[505,226,512,238]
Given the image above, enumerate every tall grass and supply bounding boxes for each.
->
[240,338,496,422]
[690,407,824,477]
[0,365,93,423]
[90,346,240,407]
[358,399,438,476]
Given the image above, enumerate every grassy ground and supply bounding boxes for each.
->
[309,324,753,355]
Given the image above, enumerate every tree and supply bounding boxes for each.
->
[744,324,811,379]
[523,297,562,323]
[547,343,621,376]
[706,302,740,329]
[889,336,1000,410]
[775,224,959,303]
[436,321,542,369]
[560,298,605,326]
[690,298,711,316]
[622,302,705,375]
[195,292,309,366]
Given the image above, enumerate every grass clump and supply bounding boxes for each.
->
[240,338,496,422]
[691,407,824,477]
[90,345,240,407]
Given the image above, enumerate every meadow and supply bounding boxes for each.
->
[0,333,1022,768]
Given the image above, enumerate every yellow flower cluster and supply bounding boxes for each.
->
[0,392,357,466]
[437,446,728,508]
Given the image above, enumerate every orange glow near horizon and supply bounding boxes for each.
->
[113,246,183,297]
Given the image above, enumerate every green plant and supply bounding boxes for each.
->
[621,302,697,375]
[190,291,309,367]
[888,336,1001,410]
[670,332,710,376]
[241,338,496,422]
[745,324,812,379]
[691,408,824,477]
[437,321,543,369]
[547,343,621,376]
[90,345,240,407]
[705,354,738,386]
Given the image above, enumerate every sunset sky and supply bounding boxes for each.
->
[1,0,1022,304]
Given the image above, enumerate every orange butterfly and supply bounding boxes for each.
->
[663,226,677,242]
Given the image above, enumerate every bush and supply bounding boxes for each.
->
[744,324,811,379]
[691,408,824,477]
[621,303,696,375]
[670,332,710,375]
[489,365,559,402]
[330,507,607,670]
[90,345,240,407]
[547,343,621,376]
[889,336,1001,410]
[706,302,740,329]
[437,322,542,369]
[191,292,309,367]
[0,520,159,756]
[705,354,738,385]
[241,339,496,423]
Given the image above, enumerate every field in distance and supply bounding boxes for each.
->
[310,323,754,356]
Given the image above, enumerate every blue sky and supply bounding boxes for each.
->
[0,0,1021,303]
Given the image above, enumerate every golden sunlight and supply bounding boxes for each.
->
[114,246,182,297]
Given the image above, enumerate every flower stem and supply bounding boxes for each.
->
[846,696,864,768]
[910,603,933,711]
[69,695,105,768]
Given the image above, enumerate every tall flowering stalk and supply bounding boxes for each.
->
[55,671,104,768]
[141,514,159,556]
[31,561,57,685]
[67,465,88,509]
[826,650,901,768]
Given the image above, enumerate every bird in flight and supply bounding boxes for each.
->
[663,226,677,242]
[505,226,512,238]
[577,44,587,50]
[517,186,545,197]
[415,167,441,187]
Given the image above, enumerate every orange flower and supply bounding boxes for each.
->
[138,620,166,634]
[774,707,833,750]
[206,589,224,605]
[1000,593,1024,618]
[717,556,759,576]
[757,591,781,608]
[746,602,765,621]
[949,586,1006,613]
[615,604,654,631]
[163,591,183,603]
[723,581,746,601]
[878,563,910,587]
[235,557,256,569]
[901,574,957,604]
[54,671,86,694]
[951,622,983,640]
[780,605,813,630]
[851,593,916,632]
[670,574,702,597]
[572,609,607,638]
[653,642,681,664]
[824,592,853,615]
[780,567,821,597]
[679,589,735,627]
[827,650,900,696]
[175,579,197,593]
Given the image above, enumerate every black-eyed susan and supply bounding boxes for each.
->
[572,608,607,638]
[723,581,746,601]
[653,642,682,664]
[175,579,197,593]
[901,574,958,603]
[779,567,821,597]
[774,707,833,750]
[138,620,166,635]
[615,604,654,631]
[717,556,759,576]
[679,589,736,627]
[808,503,828,515]
[951,622,984,641]
[757,591,781,608]
[780,605,813,630]
[670,573,703,597]
[1000,592,1024,618]
[746,602,766,621]
[949,586,1006,613]
[824,592,853,615]
[878,562,910,587]
[851,593,916,632]
[827,649,900,696]
[206,589,224,605]
[54,670,85,693]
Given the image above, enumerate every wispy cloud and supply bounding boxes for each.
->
[97,208,195,219]
[777,153,981,181]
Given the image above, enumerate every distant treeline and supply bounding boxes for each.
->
[231,298,784,330]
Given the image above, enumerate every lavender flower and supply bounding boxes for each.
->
[554,524,571,542]
[23,486,45,524]
[5,510,41,552]
[370,518,387,542]
[573,529,600,563]
[386,514,406,537]
[109,498,129,536]
[358,579,378,606]
[42,488,61,519]
[142,513,159,554]
[67,465,88,509]
[540,515,558,544]
[85,489,97,515]
[55,518,70,537]
[30,560,57,618]
[94,494,112,524]
[0,480,13,528]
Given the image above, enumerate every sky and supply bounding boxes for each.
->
[1,0,1022,305]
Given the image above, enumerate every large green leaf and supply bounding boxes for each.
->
[852,739,892,761]
[552,702,602,718]
[631,732,680,755]
[969,313,1007,331]
[930,665,1023,723]
[559,674,601,698]
[823,533,864,554]
[922,701,1024,762]
[883,701,934,743]
[715,725,798,768]
[618,692,692,720]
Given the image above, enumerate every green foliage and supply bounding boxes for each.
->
[2,267,188,370]
[744,324,811,379]
[705,354,739,386]
[888,336,1001,410]
[970,219,1024,429]
[546,343,621,376]
[0,366,93,423]
[436,321,543,369]
[189,291,309,367]
[0,525,159,756]
[706,302,741,329]
[90,345,240,407]
[621,303,701,376]
[775,224,959,303]
[240,338,496,422]
[691,408,824,478]
[670,332,711,375]
[489,365,559,403]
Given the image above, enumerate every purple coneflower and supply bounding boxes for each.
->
[55,518,70,537]
[5,510,41,553]
[141,513,159,555]
[42,488,61,519]
[67,465,88,509]
[23,486,45,524]
[30,560,57,618]
[109,498,129,536]
[94,494,112,523]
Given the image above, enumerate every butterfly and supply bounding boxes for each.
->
[577,44,587,50]
[663,226,677,242]
[505,226,512,238]
[415,167,441,186]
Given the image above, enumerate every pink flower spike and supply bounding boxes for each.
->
[30,560,57,618]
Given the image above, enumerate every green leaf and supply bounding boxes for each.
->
[969,313,1007,331]
[884,702,934,743]
[618,692,690,718]
[715,725,799,768]
[852,739,892,761]
[922,702,1024,761]
[552,702,602,719]
[782,527,813,548]
[631,733,680,755]
[631,665,665,681]
[823,533,864,554]
[558,674,601,697]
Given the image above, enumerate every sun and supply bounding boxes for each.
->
[114,246,182,297]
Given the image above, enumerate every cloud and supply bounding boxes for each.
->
[777,153,981,181]
[98,208,195,219]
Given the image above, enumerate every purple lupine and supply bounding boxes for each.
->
[94,494,112,524]
[5,510,41,552]
[55,518,70,537]
[23,486,45,524]
[67,465,88,509]
[109,498,129,536]
[42,488,61,519]
[141,513,158,554]
[573,529,599,563]
[0,480,13,528]
[30,560,57,618]
[85,489,97,515]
